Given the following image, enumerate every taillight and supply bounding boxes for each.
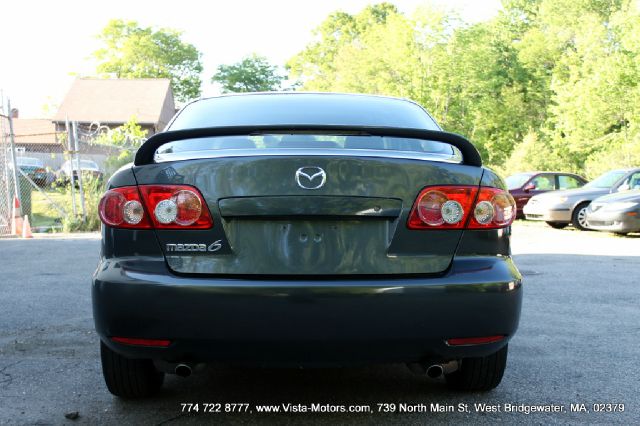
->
[408,186,478,229]
[407,185,515,230]
[468,187,516,229]
[98,185,213,229]
[138,185,213,229]
[98,187,151,228]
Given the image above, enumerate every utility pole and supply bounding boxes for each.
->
[65,116,77,216]
[72,122,86,221]
[7,99,21,209]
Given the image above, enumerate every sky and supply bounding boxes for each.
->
[0,0,502,118]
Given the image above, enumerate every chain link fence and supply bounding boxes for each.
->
[0,103,136,236]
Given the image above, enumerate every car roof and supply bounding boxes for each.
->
[168,92,440,131]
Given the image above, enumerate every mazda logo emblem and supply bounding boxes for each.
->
[295,167,326,190]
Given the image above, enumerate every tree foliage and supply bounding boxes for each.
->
[212,54,284,93]
[93,117,148,176]
[94,19,203,102]
[288,1,640,178]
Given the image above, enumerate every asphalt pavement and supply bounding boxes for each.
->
[0,223,638,425]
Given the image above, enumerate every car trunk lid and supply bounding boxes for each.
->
[133,155,482,276]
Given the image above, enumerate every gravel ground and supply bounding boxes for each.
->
[0,223,638,425]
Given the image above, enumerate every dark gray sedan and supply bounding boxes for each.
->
[93,93,521,398]
[586,190,640,234]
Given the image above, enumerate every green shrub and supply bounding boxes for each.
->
[60,176,104,232]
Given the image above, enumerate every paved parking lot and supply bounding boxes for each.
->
[0,223,638,425]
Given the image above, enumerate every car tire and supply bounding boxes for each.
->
[571,202,590,231]
[445,344,508,391]
[545,222,568,229]
[100,341,164,398]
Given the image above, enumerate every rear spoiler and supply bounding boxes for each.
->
[134,125,482,167]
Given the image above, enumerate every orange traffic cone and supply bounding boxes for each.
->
[11,196,23,236]
[22,215,33,238]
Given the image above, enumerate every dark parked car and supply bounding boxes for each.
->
[506,172,587,218]
[11,157,55,187]
[523,168,640,230]
[94,93,522,397]
[586,190,640,235]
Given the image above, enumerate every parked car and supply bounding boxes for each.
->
[94,93,521,398]
[57,159,103,184]
[585,190,640,235]
[506,171,587,218]
[11,157,55,187]
[523,167,640,230]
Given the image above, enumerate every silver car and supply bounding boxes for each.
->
[523,168,640,230]
[585,190,640,235]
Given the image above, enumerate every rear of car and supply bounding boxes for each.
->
[92,93,522,397]
[58,159,103,184]
[15,157,49,186]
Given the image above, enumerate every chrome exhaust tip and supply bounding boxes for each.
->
[174,363,192,377]
[426,364,444,379]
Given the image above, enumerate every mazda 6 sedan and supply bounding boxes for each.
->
[93,93,522,398]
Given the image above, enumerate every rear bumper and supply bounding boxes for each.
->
[93,256,522,365]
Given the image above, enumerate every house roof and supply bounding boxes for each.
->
[10,119,59,145]
[53,78,174,125]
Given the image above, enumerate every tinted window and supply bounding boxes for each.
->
[17,157,43,167]
[529,175,555,190]
[558,175,583,190]
[169,94,439,131]
[155,134,459,161]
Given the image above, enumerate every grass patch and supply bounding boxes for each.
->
[28,179,103,232]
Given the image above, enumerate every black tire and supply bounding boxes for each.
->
[546,222,568,229]
[571,202,590,231]
[614,232,629,236]
[100,341,164,398]
[445,344,508,391]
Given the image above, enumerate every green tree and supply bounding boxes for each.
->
[288,0,640,174]
[93,117,148,177]
[212,54,284,93]
[287,3,399,90]
[94,19,203,102]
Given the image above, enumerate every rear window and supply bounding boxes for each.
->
[155,134,461,163]
[17,157,43,167]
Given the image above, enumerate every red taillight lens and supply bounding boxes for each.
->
[111,337,171,347]
[407,185,515,230]
[468,187,516,229]
[98,187,151,228]
[138,185,212,229]
[446,335,506,346]
[98,185,213,229]
[408,186,478,229]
